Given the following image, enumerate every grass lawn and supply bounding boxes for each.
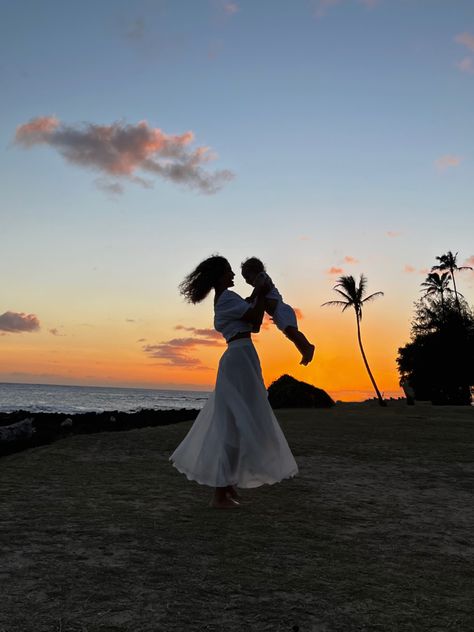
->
[1,402,473,631]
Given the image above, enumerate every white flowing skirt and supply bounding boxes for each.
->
[170,338,298,488]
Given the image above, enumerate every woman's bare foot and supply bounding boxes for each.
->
[209,487,240,509]
[300,344,315,366]
[225,485,241,502]
[209,497,240,509]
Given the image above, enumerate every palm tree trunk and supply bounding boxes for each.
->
[450,267,461,313]
[355,314,387,407]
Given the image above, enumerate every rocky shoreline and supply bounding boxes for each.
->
[0,408,199,458]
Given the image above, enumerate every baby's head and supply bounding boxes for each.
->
[241,257,265,286]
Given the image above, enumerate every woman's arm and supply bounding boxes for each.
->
[240,292,266,331]
[240,277,273,331]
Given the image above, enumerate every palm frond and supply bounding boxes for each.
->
[321,300,349,309]
[361,291,384,303]
[332,288,354,303]
[323,273,383,319]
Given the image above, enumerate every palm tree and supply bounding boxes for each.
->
[322,274,387,407]
[420,272,454,316]
[431,252,472,313]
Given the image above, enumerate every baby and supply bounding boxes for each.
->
[241,257,315,366]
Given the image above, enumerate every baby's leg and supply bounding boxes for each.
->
[284,326,315,365]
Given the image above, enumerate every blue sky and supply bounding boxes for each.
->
[1,0,473,398]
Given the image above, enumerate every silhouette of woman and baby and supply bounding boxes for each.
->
[170,255,315,509]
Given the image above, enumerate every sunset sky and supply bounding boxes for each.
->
[1,0,473,401]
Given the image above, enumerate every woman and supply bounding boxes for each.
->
[170,255,298,509]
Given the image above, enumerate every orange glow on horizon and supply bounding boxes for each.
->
[0,303,407,401]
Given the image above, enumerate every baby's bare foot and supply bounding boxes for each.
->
[300,344,315,366]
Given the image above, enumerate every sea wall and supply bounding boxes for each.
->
[0,408,199,458]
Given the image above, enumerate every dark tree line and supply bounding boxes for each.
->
[397,251,473,405]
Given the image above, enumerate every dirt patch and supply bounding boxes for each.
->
[1,402,473,631]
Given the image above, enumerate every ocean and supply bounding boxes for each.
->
[0,382,210,414]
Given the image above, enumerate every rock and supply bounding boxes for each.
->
[0,418,35,442]
[61,418,73,428]
[268,374,335,409]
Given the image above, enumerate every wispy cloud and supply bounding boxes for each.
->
[455,32,474,52]
[386,231,401,238]
[174,325,222,339]
[124,18,146,42]
[344,256,359,264]
[464,255,474,269]
[144,328,224,368]
[223,2,239,14]
[404,265,427,275]
[327,266,344,275]
[313,0,341,18]
[0,311,40,333]
[454,33,474,75]
[455,56,474,74]
[435,154,463,171]
[313,0,378,18]
[15,117,234,194]
[95,179,124,196]
[214,0,240,18]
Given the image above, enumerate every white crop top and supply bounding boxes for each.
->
[214,289,253,342]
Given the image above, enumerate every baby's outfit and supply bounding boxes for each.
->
[255,272,298,332]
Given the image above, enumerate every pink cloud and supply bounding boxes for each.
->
[464,255,474,267]
[261,314,272,331]
[174,325,222,340]
[15,117,234,194]
[15,116,60,145]
[224,2,239,14]
[144,330,224,368]
[386,231,401,238]
[435,154,463,171]
[0,311,40,333]
[404,265,416,273]
[344,256,359,264]
[327,266,344,275]
[313,0,341,18]
[455,57,474,74]
[455,32,474,52]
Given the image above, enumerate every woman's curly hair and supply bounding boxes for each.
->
[179,255,230,304]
